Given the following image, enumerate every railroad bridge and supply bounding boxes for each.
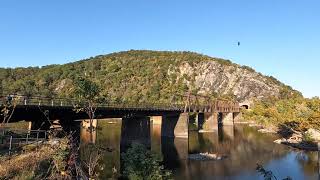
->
[0,94,242,139]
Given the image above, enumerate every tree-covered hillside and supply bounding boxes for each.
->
[0,50,300,103]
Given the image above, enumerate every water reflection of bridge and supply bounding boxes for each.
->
[81,121,238,178]
[82,121,314,179]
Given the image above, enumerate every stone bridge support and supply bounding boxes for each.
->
[198,112,218,132]
[222,112,234,126]
[150,116,162,125]
[150,116,162,153]
[81,119,98,144]
[120,116,151,152]
[81,119,97,129]
[161,113,189,138]
[223,126,235,140]
[161,136,188,169]
[233,112,242,123]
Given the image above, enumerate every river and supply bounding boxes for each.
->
[80,119,318,180]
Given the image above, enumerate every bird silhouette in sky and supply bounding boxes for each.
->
[237,41,240,46]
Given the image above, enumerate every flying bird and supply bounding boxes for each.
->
[237,41,240,46]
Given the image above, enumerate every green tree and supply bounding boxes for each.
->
[1,95,20,125]
[73,77,101,142]
[121,143,172,180]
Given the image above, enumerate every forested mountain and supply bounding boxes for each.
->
[0,50,301,103]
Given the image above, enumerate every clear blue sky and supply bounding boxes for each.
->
[0,0,319,98]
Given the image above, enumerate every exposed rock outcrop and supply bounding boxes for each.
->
[169,58,289,102]
[273,130,319,151]
[305,128,320,141]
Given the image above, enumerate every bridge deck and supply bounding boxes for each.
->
[0,95,240,113]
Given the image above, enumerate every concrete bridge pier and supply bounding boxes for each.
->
[223,125,235,140]
[151,116,162,125]
[81,119,98,130]
[233,112,242,123]
[198,112,218,132]
[222,112,234,126]
[161,136,189,170]
[161,113,189,138]
[150,116,162,153]
[81,119,98,144]
[120,116,151,152]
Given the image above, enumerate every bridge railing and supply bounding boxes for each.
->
[96,101,185,110]
[0,95,240,112]
[0,95,75,107]
[0,95,186,111]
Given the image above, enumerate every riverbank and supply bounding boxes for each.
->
[237,121,319,151]
[0,136,75,179]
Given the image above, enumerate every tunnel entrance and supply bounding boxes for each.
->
[241,105,249,109]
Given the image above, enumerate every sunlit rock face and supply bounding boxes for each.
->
[51,50,298,103]
[172,61,282,102]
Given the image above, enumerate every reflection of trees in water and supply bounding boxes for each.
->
[189,126,233,154]
[79,143,103,178]
[188,132,200,153]
[218,124,224,142]
[295,151,318,176]
[151,124,162,154]
[80,121,319,179]
[80,119,122,179]
[186,125,292,177]
[198,133,215,152]
[161,137,191,180]
[80,124,96,144]
[120,116,151,152]
[161,137,181,170]
[227,126,288,170]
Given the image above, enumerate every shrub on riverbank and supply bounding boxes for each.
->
[121,143,172,180]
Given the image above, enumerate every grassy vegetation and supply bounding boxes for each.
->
[0,137,71,180]
[1,121,29,130]
[243,96,320,132]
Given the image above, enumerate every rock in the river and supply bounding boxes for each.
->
[258,128,277,134]
[273,132,318,151]
[274,139,286,144]
[249,124,263,128]
[188,152,227,161]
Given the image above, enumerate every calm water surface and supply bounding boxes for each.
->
[80,119,319,180]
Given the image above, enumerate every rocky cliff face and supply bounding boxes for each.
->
[172,61,282,102]
[44,50,299,103]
